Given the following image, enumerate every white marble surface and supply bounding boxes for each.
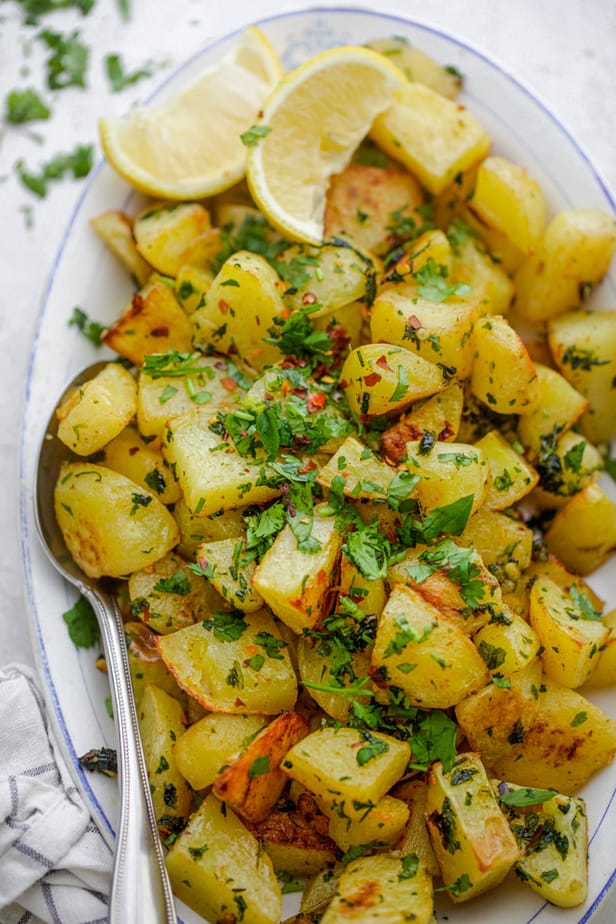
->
[1,0,615,917]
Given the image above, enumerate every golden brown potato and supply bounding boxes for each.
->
[54,461,179,578]
[90,209,152,285]
[56,363,137,457]
[213,712,310,823]
[133,200,211,276]
[469,156,547,254]
[324,163,425,255]
[102,275,193,365]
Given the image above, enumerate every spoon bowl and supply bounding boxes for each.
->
[34,360,177,924]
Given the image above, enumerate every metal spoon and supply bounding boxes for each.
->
[34,361,177,924]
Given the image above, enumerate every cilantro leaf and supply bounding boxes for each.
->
[68,306,105,346]
[356,732,389,766]
[153,571,191,596]
[18,0,94,26]
[5,88,51,124]
[420,494,474,543]
[62,595,100,648]
[17,143,94,198]
[414,258,472,303]
[497,786,556,807]
[105,54,152,92]
[344,521,389,580]
[203,610,247,642]
[240,124,272,147]
[567,585,602,621]
[39,29,89,91]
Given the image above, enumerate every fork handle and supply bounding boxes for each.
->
[87,587,177,924]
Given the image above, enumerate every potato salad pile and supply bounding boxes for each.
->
[53,33,616,924]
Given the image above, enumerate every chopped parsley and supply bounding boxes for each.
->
[68,306,105,345]
[414,258,472,303]
[240,124,272,146]
[105,53,152,92]
[17,143,94,197]
[39,29,89,90]
[62,595,100,648]
[5,88,51,124]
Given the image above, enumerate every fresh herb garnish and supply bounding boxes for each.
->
[62,594,100,648]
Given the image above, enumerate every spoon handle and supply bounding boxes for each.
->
[87,587,177,924]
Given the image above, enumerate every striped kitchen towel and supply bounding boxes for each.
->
[0,665,112,924]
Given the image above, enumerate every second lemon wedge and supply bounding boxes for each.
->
[246,45,406,244]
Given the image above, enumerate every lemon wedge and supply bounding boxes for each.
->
[99,27,283,199]
[246,45,406,244]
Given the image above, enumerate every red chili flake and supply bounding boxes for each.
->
[218,300,230,314]
[297,459,318,475]
[306,391,326,412]
[221,376,238,392]
[128,447,139,456]
[363,371,382,387]
[151,326,170,337]
[438,422,455,441]
[375,354,392,371]
[407,315,422,329]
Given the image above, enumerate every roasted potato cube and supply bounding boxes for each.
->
[282,726,410,823]
[137,352,247,439]
[174,263,214,314]
[367,35,461,98]
[101,425,181,505]
[339,550,387,619]
[425,753,520,901]
[372,584,489,709]
[324,163,425,255]
[327,794,409,852]
[380,382,464,463]
[490,678,616,794]
[124,621,187,706]
[496,782,588,908]
[548,308,616,443]
[251,512,341,635]
[388,543,501,635]
[246,792,340,879]
[455,658,543,766]
[192,250,286,371]
[196,538,263,613]
[138,683,191,830]
[514,208,616,323]
[584,608,616,689]
[321,852,433,924]
[474,429,538,510]
[54,462,179,578]
[403,439,490,517]
[157,609,297,714]
[134,201,210,277]
[370,283,483,381]
[280,241,375,315]
[450,234,515,316]
[172,498,246,559]
[166,793,282,924]
[340,343,446,420]
[298,638,373,724]
[469,156,546,254]
[102,275,193,365]
[162,408,280,516]
[174,713,269,791]
[529,576,608,688]
[544,482,616,575]
[516,363,589,459]
[90,209,151,285]
[213,712,310,823]
[392,779,441,877]
[370,82,491,195]
[525,555,604,613]
[128,550,226,635]
[531,430,603,510]
[56,363,137,456]
[457,507,533,589]
[473,606,540,676]
[471,315,538,414]
[317,435,399,501]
